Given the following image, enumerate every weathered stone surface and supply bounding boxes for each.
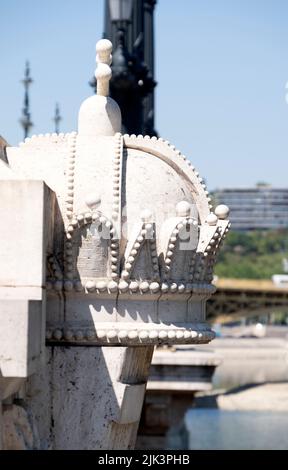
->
[26,346,153,449]
[0,300,43,378]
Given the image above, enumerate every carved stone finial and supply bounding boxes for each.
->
[96,39,112,65]
[78,39,121,136]
[95,40,112,97]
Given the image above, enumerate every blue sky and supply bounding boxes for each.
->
[1,0,288,190]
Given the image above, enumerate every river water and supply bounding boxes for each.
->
[185,409,288,450]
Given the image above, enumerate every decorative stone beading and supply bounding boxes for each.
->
[122,134,213,221]
[65,132,77,221]
[19,132,69,147]
[45,325,215,345]
[111,132,123,238]
[46,279,216,296]
[201,222,231,283]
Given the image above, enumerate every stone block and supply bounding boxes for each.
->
[0,300,44,377]
[0,180,53,378]
[0,179,54,288]
[116,383,146,424]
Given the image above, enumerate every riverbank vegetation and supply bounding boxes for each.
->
[215,230,288,279]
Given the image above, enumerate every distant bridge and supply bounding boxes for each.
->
[207,278,288,323]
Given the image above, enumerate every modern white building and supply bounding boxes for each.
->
[213,184,288,231]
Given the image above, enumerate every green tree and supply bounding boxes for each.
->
[215,229,288,279]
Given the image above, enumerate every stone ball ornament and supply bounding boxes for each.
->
[6,39,231,348]
[96,38,113,65]
[215,204,230,220]
[85,193,101,209]
[95,63,112,82]
[206,213,218,226]
[176,200,191,217]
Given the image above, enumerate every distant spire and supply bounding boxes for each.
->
[53,103,62,134]
[20,61,33,139]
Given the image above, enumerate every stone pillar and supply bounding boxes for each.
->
[26,346,153,450]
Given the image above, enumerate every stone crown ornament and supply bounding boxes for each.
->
[7,39,230,346]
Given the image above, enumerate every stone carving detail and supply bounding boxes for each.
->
[161,211,199,282]
[45,191,229,295]
[5,38,230,351]
[122,217,159,282]
[64,212,117,285]
[1,37,231,450]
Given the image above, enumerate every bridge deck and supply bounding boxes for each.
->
[214,278,288,293]
[208,278,288,322]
